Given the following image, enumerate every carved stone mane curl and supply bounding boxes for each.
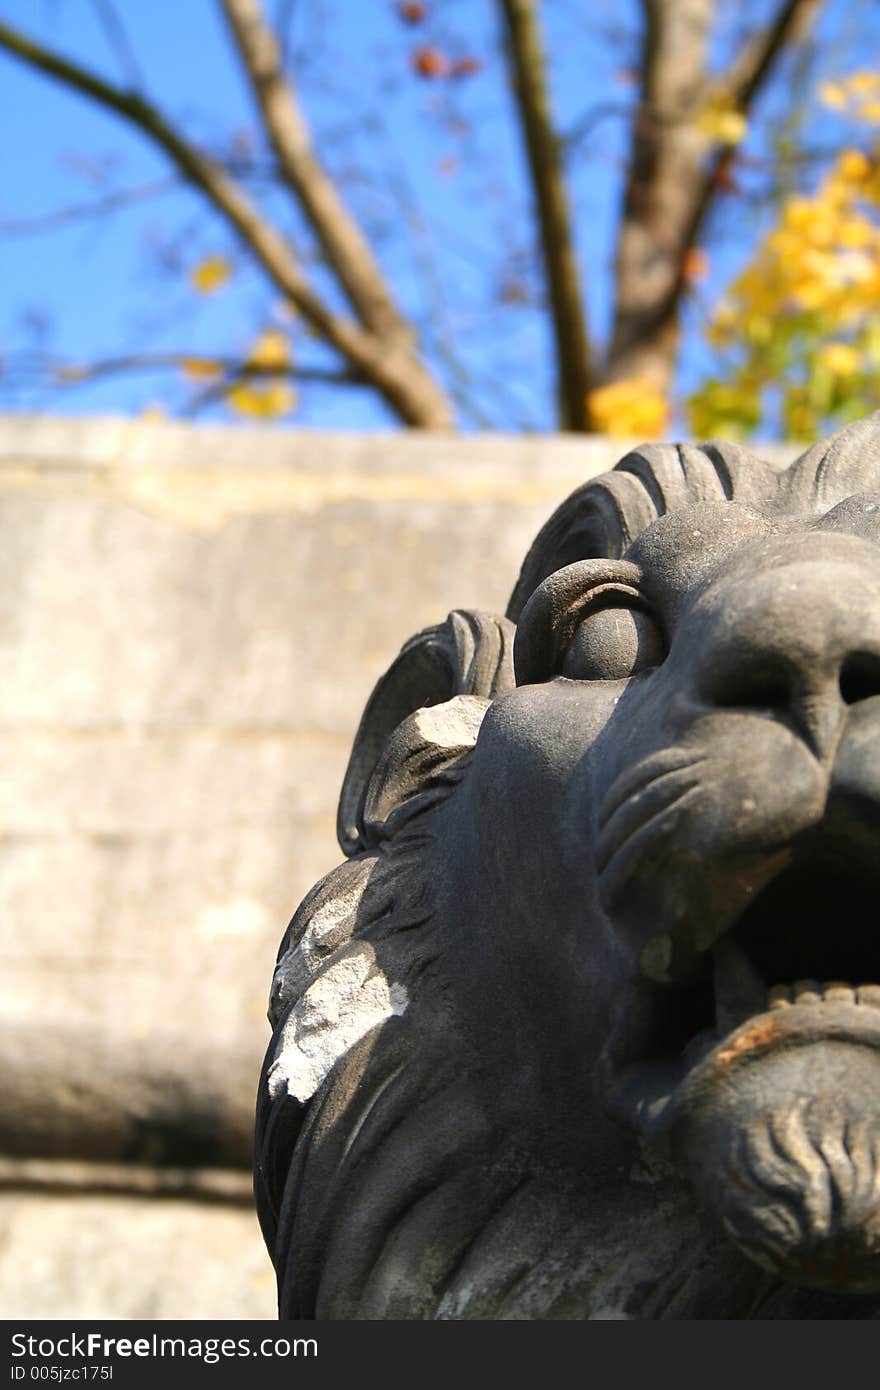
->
[509,417,880,619]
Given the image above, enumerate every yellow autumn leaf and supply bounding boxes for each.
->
[837,150,871,184]
[818,342,862,376]
[140,403,167,422]
[782,197,817,231]
[791,279,829,311]
[846,71,880,96]
[819,80,847,111]
[180,357,224,381]
[226,380,297,418]
[189,255,232,294]
[818,71,880,124]
[686,377,760,440]
[246,329,291,371]
[696,99,748,146]
[587,379,668,438]
[692,67,880,440]
[837,215,876,248]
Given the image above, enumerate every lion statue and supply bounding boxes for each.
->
[255,414,880,1318]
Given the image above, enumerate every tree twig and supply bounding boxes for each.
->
[499,0,593,431]
[561,101,634,157]
[725,0,821,108]
[88,0,145,91]
[679,0,822,307]
[6,350,362,389]
[606,0,821,394]
[0,17,453,428]
[0,178,180,236]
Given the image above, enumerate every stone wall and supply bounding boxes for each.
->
[0,416,796,1316]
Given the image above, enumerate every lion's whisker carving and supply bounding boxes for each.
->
[595,774,705,876]
[597,750,709,828]
[256,413,880,1318]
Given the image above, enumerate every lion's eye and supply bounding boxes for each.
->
[514,559,665,687]
[561,603,665,681]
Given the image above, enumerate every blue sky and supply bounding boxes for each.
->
[0,0,876,433]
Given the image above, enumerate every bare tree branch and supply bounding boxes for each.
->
[0,0,832,434]
[683,0,823,247]
[562,101,634,157]
[725,0,821,108]
[88,0,145,91]
[606,0,713,392]
[0,17,453,429]
[183,359,360,416]
[2,351,363,407]
[499,0,593,431]
[43,352,361,387]
[607,0,820,396]
[3,349,363,418]
[220,0,412,344]
[0,178,180,236]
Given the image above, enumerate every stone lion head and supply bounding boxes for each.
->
[255,414,880,1318]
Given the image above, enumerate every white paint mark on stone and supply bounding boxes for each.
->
[299,895,359,968]
[412,696,488,750]
[267,942,408,1103]
[269,887,365,1022]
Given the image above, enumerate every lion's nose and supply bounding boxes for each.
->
[693,562,880,759]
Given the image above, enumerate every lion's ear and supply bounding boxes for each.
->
[337,609,515,855]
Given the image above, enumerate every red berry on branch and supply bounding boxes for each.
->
[397,2,427,24]
[450,56,483,78]
[714,152,739,195]
[412,46,451,78]
[682,247,709,284]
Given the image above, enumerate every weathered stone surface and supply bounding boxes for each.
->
[0,1190,275,1319]
[0,414,696,1160]
[255,417,880,1317]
